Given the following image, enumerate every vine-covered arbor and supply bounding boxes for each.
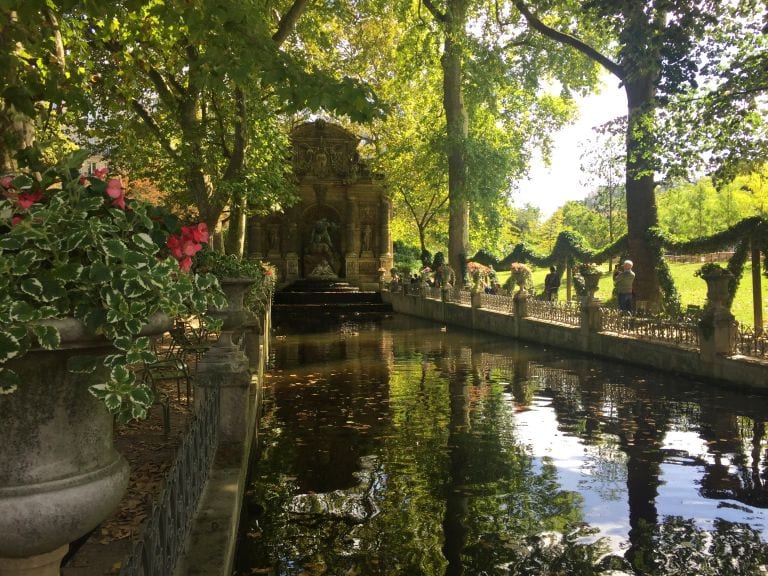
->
[472,217,768,331]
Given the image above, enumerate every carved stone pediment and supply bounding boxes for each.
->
[291,119,367,181]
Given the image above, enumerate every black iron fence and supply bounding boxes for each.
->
[119,383,220,576]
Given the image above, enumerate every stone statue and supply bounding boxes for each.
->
[309,219,333,256]
[361,223,372,253]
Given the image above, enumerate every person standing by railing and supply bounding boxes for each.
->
[544,266,560,301]
[614,260,635,313]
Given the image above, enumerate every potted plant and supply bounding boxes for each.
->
[509,262,532,294]
[694,262,734,310]
[194,247,276,331]
[577,262,603,296]
[0,149,225,574]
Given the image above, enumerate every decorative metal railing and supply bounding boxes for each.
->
[600,307,700,349]
[479,292,515,315]
[526,299,581,326]
[404,283,421,297]
[426,286,442,300]
[119,384,220,576]
[734,324,768,359]
[450,288,472,306]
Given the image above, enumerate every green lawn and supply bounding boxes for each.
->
[495,262,767,328]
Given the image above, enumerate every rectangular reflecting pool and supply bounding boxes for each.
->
[235,314,768,575]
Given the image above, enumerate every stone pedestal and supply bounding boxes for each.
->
[513,291,528,318]
[699,273,736,358]
[195,337,252,442]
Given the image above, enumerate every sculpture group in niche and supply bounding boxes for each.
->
[305,217,340,276]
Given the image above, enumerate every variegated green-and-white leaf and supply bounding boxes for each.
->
[30,324,60,350]
[9,301,37,322]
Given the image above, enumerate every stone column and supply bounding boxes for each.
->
[247,219,263,259]
[285,220,299,282]
[195,279,254,442]
[346,191,360,283]
[345,193,359,252]
[580,300,602,352]
[379,194,392,260]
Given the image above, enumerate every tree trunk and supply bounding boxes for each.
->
[0,104,34,172]
[225,194,248,257]
[624,74,661,304]
[441,0,470,276]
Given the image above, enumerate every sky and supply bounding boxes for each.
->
[515,78,627,218]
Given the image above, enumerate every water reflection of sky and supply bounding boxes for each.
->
[512,393,768,550]
[513,394,631,550]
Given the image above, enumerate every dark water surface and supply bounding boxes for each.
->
[235,315,768,575]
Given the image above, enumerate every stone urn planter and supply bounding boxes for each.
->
[0,318,151,576]
[209,277,257,345]
[701,273,732,310]
[581,271,602,305]
[697,270,736,356]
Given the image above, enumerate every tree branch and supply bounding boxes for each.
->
[422,0,448,23]
[223,87,247,181]
[513,0,625,81]
[130,99,177,158]
[272,0,310,46]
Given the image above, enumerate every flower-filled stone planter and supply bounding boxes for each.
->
[0,319,147,575]
[0,150,225,575]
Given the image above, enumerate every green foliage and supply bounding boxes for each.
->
[193,246,276,316]
[0,148,225,419]
[472,215,768,316]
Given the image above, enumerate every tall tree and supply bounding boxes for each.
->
[422,0,472,275]
[513,0,738,304]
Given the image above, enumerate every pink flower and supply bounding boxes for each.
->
[184,223,209,244]
[178,256,193,272]
[0,176,12,189]
[166,235,183,258]
[10,215,23,226]
[94,167,109,180]
[17,190,44,210]
[105,178,126,210]
[182,239,202,256]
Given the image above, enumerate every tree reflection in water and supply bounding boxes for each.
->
[235,316,768,575]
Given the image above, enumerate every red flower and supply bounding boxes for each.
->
[0,176,12,189]
[178,256,193,272]
[94,167,109,180]
[105,178,127,210]
[166,235,183,258]
[181,222,208,244]
[17,190,44,210]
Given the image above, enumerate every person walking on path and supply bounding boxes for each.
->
[544,266,560,301]
[614,259,635,313]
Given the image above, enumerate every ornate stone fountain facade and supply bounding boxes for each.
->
[247,120,393,289]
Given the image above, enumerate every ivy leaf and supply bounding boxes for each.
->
[0,331,22,362]
[9,301,37,322]
[0,368,20,394]
[19,278,43,297]
[110,364,134,387]
[132,232,157,252]
[30,323,61,350]
[89,261,112,283]
[129,385,152,407]
[104,392,122,413]
[67,355,101,374]
[104,239,127,259]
